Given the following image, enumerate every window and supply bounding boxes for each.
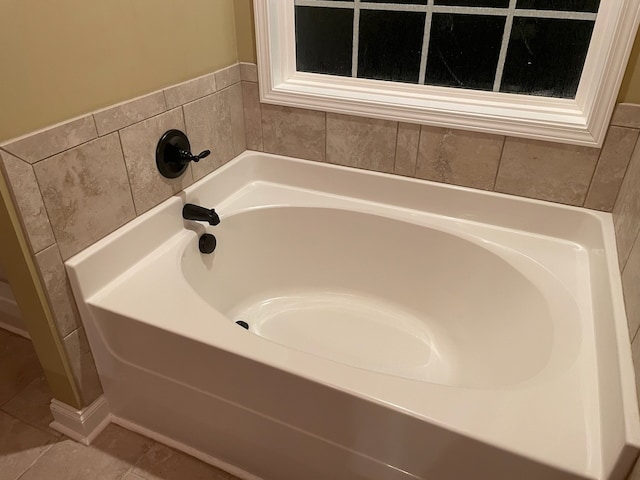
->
[255,0,640,146]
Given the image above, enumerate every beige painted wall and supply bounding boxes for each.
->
[234,0,257,63]
[620,29,640,104]
[0,0,239,142]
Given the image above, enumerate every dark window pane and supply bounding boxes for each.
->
[516,0,599,12]
[295,7,353,77]
[501,18,595,98]
[435,0,509,7]
[366,0,428,3]
[358,11,425,84]
[425,14,505,91]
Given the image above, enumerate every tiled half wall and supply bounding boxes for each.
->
[1,62,640,410]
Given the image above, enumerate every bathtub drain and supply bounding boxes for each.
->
[235,320,249,330]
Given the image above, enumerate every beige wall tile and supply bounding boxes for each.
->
[242,82,263,151]
[35,244,81,337]
[164,73,217,110]
[611,103,640,129]
[262,104,325,162]
[240,62,258,83]
[133,443,235,480]
[183,93,235,181]
[326,113,396,173]
[613,142,640,268]
[0,411,56,480]
[0,150,55,253]
[495,137,600,206]
[34,133,136,260]
[2,115,97,164]
[416,127,503,190]
[19,424,152,480]
[394,123,420,177]
[93,92,166,136]
[120,108,193,214]
[585,126,640,212]
[62,327,103,406]
[623,232,640,339]
[214,64,241,90]
[227,83,247,156]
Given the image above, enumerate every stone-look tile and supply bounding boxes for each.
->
[240,62,258,83]
[394,123,420,177]
[495,137,600,206]
[34,133,136,260]
[613,141,640,268]
[19,424,153,480]
[0,411,56,480]
[62,327,103,406]
[262,104,325,162]
[183,93,236,181]
[124,474,147,480]
[416,127,504,190]
[0,150,55,253]
[585,126,640,211]
[2,376,59,436]
[214,64,241,90]
[227,83,247,156]
[0,329,44,405]
[164,73,217,110]
[623,232,640,339]
[35,244,81,337]
[93,92,167,136]
[133,443,235,480]
[242,82,263,151]
[326,113,397,173]
[611,103,640,129]
[1,115,97,164]
[120,108,193,214]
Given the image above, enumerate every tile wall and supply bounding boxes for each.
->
[1,62,639,413]
[0,64,246,406]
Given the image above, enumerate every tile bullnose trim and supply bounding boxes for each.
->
[49,395,112,446]
[163,72,218,110]
[93,91,167,137]
[240,62,258,83]
[1,115,98,164]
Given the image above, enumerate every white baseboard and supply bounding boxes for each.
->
[111,416,262,480]
[0,280,29,338]
[49,395,112,445]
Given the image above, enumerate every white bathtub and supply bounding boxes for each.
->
[66,152,640,480]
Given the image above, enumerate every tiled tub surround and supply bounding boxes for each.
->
[0,60,639,414]
[0,63,247,407]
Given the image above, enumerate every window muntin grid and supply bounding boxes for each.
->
[294,0,599,98]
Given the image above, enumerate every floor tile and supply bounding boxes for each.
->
[19,424,152,480]
[0,330,43,405]
[133,442,236,480]
[1,376,59,437]
[0,411,56,480]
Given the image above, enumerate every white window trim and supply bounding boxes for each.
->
[254,0,640,147]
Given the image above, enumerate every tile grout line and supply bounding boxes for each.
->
[392,122,400,173]
[582,140,605,208]
[412,125,422,178]
[492,136,508,191]
[14,442,56,480]
[116,130,139,217]
[610,130,640,215]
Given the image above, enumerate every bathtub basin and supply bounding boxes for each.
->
[66,152,640,480]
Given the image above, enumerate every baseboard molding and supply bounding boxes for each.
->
[49,395,112,445]
[111,416,262,480]
[0,280,28,338]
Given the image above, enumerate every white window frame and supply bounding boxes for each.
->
[254,0,640,147]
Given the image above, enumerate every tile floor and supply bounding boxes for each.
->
[0,326,241,480]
